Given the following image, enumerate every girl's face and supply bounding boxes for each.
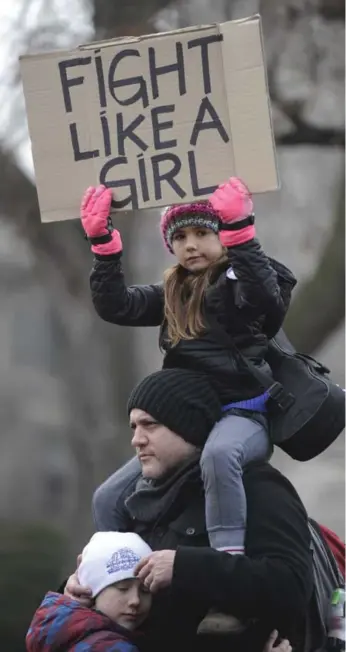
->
[95,578,152,631]
[171,226,223,272]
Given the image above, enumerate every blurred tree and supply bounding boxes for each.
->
[0,0,344,543]
[0,0,343,368]
[258,0,345,350]
[93,0,173,37]
[0,0,175,551]
[0,2,343,649]
[0,521,67,652]
[284,164,345,353]
[259,0,344,148]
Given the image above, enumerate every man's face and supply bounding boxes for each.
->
[130,408,198,479]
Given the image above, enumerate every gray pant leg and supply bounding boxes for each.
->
[92,455,141,531]
[200,414,270,551]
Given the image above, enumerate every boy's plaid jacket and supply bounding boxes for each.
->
[26,591,139,652]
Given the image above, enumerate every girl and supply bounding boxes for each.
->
[81,179,296,558]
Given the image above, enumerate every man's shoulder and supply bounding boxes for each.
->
[242,462,311,569]
[243,461,306,508]
[243,460,295,485]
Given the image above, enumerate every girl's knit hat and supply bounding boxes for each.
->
[160,200,221,253]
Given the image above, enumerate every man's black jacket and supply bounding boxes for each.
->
[93,462,313,652]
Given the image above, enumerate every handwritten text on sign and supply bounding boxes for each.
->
[58,33,230,209]
[21,17,278,222]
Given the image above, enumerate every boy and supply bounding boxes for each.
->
[26,531,153,652]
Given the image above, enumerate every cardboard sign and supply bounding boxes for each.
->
[20,15,278,223]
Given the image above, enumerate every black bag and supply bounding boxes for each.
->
[208,316,345,462]
[263,329,345,461]
[304,518,345,651]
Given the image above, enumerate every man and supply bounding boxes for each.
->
[68,368,313,652]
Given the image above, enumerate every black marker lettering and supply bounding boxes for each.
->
[138,154,149,202]
[149,42,186,100]
[190,96,229,146]
[58,57,91,113]
[116,113,147,156]
[188,35,223,94]
[151,105,177,150]
[188,150,218,196]
[100,111,111,157]
[108,50,149,108]
[69,123,99,161]
[99,157,139,209]
[151,153,186,200]
[95,50,107,108]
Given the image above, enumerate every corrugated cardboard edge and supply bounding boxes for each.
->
[257,15,280,190]
[78,24,218,50]
[214,22,236,178]
[19,25,219,61]
[19,46,73,63]
[219,15,279,193]
[78,15,261,49]
[20,14,279,223]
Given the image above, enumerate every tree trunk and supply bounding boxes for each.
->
[284,166,345,354]
[93,0,173,37]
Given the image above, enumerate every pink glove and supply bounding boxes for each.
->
[210,177,253,223]
[210,177,255,247]
[80,185,122,256]
[91,231,122,256]
[81,185,112,237]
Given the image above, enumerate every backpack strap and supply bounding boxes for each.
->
[309,518,345,587]
[207,314,295,413]
[306,517,345,648]
[319,524,345,579]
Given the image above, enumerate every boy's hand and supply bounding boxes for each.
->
[263,630,292,652]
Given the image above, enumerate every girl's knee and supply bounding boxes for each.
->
[200,437,243,474]
[201,438,223,463]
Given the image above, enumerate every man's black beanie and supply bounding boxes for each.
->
[127,368,222,447]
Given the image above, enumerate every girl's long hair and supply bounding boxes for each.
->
[163,252,228,346]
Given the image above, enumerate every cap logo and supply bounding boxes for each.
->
[106,547,141,575]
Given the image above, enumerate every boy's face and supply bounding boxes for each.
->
[95,577,152,630]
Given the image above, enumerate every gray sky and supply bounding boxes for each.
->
[0,0,92,177]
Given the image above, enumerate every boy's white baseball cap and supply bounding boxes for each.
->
[78,531,152,598]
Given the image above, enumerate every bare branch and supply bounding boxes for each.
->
[0,145,90,297]
[260,0,344,147]
[93,0,173,38]
[284,164,345,353]
[275,122,345,147]
[319,0,345,21]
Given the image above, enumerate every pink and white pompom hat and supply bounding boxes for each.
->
[160,201,221,253]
